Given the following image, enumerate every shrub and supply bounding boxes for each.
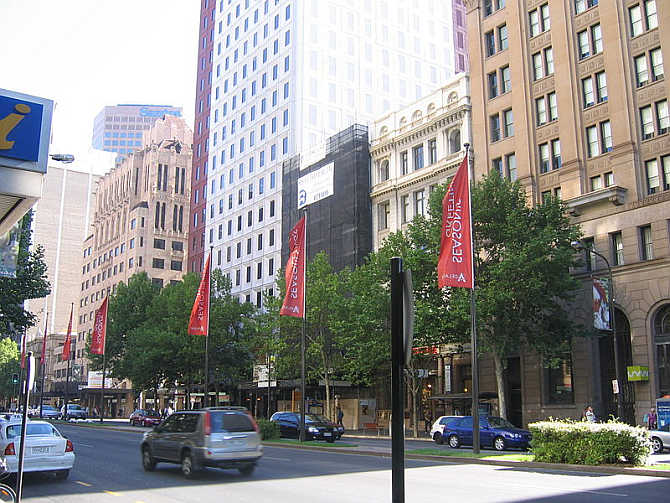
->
[257,418,280,440]
[529,419,652,466]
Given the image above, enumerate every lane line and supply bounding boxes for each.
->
[77,443,94,447]
[263,456,291,461]
[104,490,122,496]
[75,481,92,487]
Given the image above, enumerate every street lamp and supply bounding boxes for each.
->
[571,240,624,421]
[49,154,75,163]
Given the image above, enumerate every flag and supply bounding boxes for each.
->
[437,154,473,289]
[90,297,109,354]
[20,332,26,369]
[40,327,48,366]
[62,304,73,361]
[593,277,610,331]
[280,216,306,318]
[188,253,211,336]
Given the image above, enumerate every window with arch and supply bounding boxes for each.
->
[412,110,422,123]
[449,129,462,153]
[378,159,390,182]
[427,103,437,116]
[655,304,670,395]
[399,117,408,130]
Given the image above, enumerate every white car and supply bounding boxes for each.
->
[430,416,463,444]
[0,419,74,480]
[649,424,670,453]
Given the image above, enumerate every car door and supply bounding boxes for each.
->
[285,413,299,438]
[458,417,474,446]
[151,414,179,460]
[479,417,494,447]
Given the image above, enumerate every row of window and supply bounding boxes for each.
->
[103,140,141,147]
[103,131,143,139]
[378,186,437,231]
[216,240,277,271]
[227,258,276,287]
[582,222,660,270]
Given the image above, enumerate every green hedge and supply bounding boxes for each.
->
[529,419,652,466]
[256,419,280,440]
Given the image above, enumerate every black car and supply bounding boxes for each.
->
[270,412,338,442]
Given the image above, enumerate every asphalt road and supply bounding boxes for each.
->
[16,425,670,503]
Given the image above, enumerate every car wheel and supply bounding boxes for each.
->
[433,432,444,445]
[54,469,69,481]
[651,437,663,454]
[181,451,198,478]
[494,436,506,451]
[238,464,255,476]
[142,446,157,471]
[448,435,460,449]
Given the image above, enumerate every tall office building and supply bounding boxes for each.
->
[453,0,469,73]
[91,104,183,156]
[190,0,458,303]
[466,0,669,425]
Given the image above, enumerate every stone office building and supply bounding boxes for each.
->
[465,0,670,425]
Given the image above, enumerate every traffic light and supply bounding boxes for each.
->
[11,373,19,384]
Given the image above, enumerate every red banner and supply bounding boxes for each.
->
[188,253,211,336]
[90,296,109,354]
[62,304,73,361]
[280,216,306,318]
[437,154,473,289]
[20,333,26,369]
[40,329,47,366]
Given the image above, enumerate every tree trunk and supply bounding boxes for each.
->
[493,352,507,420]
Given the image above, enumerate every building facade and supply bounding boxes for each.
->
[24,152,115,404]
[370,75,472,252]
[91,104,183,157]
[191,0,459,302]
[73,117,192,416]
[453,0,470,74]
[465,0,670,425]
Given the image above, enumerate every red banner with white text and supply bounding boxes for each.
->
[188,253,211,336]
[90,296,109,354]
[280,216,306,318]
[437,154,473,289]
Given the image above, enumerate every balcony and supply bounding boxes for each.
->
[566,185,627,216]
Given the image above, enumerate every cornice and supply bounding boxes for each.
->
[370,155,464,199]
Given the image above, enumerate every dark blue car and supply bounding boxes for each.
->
[442,416,531,451]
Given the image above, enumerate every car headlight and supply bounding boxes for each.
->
[308,426,318,433]
[338,427,344,432]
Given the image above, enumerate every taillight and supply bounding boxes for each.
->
[65,440,74,452]
[204,411,211,435]
[246,411,260,432]
[4,443,15,456]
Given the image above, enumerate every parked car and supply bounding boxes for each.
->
[270,412,338,442]
[442,415,531,451]
[140,407,262,477]
[649,424,670,453]
[430,416,463,444]
[129,409,162,427]
[0,418,74,480]
[38,405,60,420]
[60,404,87,420]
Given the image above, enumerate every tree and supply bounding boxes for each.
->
[437,172,583,419]
[0,337,20,406]
[0,211,50,335]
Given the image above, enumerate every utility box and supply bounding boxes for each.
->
[657,398,670,429]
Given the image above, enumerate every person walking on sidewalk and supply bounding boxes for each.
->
[336,406,344,427]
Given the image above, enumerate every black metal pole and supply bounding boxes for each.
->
[39,311,48,419]
[64,356,70,420]
[391,257,405,503]
[205,246,213,408]
[16,352,33,502]
[300,209,308,442]
[100,345,106,422]
[471,288,480,454]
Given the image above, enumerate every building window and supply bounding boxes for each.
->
[635,54,649,87]
[656,100,669,134]
[582,76,595,108]
[543,356,574,405]
[586,125,600,157]
[590,175,603,191]
[551,139,561,169]
[378,159,390,182]
[490,114,501,142]
[488,71,498,99]
[428,139,437,164]
[413,144,424,171]
[498,24,508,51]
[650,48,664,81]
[575,0,598,16]
[503,109,514,137]
[536,96,547,126]
[630,1,657,38]
[501,65,511,93]
[611,231,624,266]
[170,260,183,271]
[401,195,410,223]
[483,0,505,17]
[378,201,390,230]
[596,72,608,103]
[414,189,425,216]
[600,120,612,152]
[400,151,408,175]
[548,92,558,121]
[153,238,165,250]
[533,52,544,80]
[492,157,503,177]
[152,258,165,269]
[539,143,550,173]
[506,153,517,181]
[640,225,653,260]
[485,30,495,57]
[640,105,654,139]
[653,305,670,396]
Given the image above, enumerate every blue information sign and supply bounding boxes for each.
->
[0,95,44,162]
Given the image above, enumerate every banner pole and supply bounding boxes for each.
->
[39,311,48,419]
[100,337,106,422]
[205,247,212,408]
[300,209,308,442]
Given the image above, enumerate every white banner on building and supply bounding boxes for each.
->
[298,162,334,209]
[87,370,112,389]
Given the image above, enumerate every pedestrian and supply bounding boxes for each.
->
[648,407,658,430]
[166,404,173,416]
[424,411,433,434]
[583,406,596,423]
[336,406,344,427]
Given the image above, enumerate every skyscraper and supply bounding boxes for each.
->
[190,0,458,303]
[91,104,183,156]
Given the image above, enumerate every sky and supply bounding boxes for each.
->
[1,0,199,161]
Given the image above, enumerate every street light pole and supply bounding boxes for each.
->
[572,240,623,421]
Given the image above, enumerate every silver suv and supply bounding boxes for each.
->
[140,407,262,477]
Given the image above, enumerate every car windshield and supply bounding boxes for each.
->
[486,416,516,429]
[68,405,82,410]
[6,423,59,439]
[145,410,159,416]
[310,415,332,423]
[210,411,255,433]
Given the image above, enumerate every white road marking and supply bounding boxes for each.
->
[263,456,292,461]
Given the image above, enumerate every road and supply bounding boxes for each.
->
[17,424,670,502]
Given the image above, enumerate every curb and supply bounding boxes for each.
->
[56,422,670,478]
